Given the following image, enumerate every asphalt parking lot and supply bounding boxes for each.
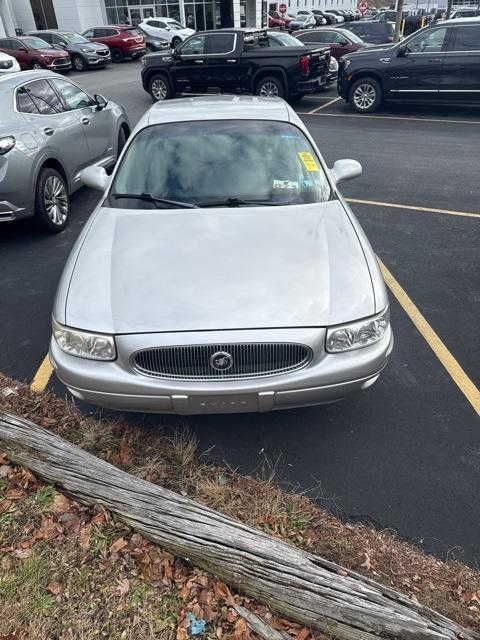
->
[1,62,479,566]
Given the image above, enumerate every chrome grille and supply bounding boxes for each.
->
[132,343,312,380]
[97,49,109,56]
[53,58,69,66]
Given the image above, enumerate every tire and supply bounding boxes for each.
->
[72,54,87,71]
[149,73,172,101]
[171,36,181,49]
[348,77,383,114]
[111,47,124,63]
[34,168,69,233]
[31,60,43,70]
[255,75,285,99]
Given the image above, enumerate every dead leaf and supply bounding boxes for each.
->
[214,580,235,605]
[296,628,310,640]
[111,437,133,466]
[337,569,348,577]
[0,465,12,478]
[110,537,128,554]
[47,582,63,596]
[116,578,130,597]
[12,548,33,559]
[176,627,189,640]
[51,493,71,514]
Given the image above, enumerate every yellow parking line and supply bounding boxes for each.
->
[308,97,341,115]
[346,198,480,220]
[298,111,480,125]
[30,354,54,393]
[379,259,480,415]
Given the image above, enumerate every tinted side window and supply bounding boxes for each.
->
[451,26,480,51]
[0,39,12,49]
[51,78,94,110]
[93,28,106,37]
[147,20,161,27]
[299,31,325,42]
[208,33,235,54]
[22,80,64,115]
[16,86,40,114]
[180,34,206,55]
[405,27,447,53]
[104,29,118,37]
[51,34,65,44]
[38,32,53,43]
[11,39,24,49]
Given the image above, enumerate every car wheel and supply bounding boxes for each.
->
[255,75,285,99]
[34,168,69,233]
[149,74,172,101]
[31,60,43,70]
[171,36,181,48]
[348,77,382,113]
[111,47,124,63]
[72,54,86,71]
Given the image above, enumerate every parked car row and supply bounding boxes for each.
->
[0,23,182,75]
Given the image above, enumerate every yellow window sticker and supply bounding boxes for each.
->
[298,151,319,172]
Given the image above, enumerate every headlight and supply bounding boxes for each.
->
[52,318,116,361]
[329,57,339,71]
[326,309,389,353]
[0,136,15,155]
[81,47,91,52]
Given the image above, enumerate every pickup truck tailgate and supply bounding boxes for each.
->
[307,47,330,77]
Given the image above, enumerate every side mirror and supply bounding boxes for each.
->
[330,159,362,184]
[397,44,407,57]
[94,93,108,110]
[79,165,109,191]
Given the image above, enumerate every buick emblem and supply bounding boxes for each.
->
[210,351,233,372]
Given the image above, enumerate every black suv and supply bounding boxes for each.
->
[338,19,480,112]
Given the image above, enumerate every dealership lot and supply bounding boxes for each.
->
[1,62,479,565]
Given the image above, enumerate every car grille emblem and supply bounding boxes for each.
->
[210,351,234,372]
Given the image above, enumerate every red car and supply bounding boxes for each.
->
[81,25,146,63]
[0,35,71,71]
[294,27,369,60]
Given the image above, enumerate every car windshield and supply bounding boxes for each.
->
[124,28,141,35]
[109,120,331,208]
[296,15,309,22]
[271,33,304,46]
[345,31,363,43]
[23,37,51,49]
[166,21,184,30]
[62,32,89,43]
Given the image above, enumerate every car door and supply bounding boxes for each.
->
[15,79,91,185]
[9,39,31,69]
[385,26,450,99]
[171,34,209,93]
[203,32,239,92]
[50,77,114,163]
[438,24,480,102]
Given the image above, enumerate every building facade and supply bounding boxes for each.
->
[0,0,263,35]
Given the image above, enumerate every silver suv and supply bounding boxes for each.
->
[0,70,129,233]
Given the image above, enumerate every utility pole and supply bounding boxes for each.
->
[446,0,453,19]
[393,0,405,42]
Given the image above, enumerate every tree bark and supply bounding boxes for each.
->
[0,410,477,640]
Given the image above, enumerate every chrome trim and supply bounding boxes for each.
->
[131,342,313,380]
[389,89,438,92]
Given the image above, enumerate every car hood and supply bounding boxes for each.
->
[64,200,375,334]
[80,42,109,51]
[38,47,70,57]
[343,43,395,58]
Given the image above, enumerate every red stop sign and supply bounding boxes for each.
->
[279,3,287,13]
[358,2,368,14]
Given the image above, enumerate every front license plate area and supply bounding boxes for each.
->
[189,394,258,414]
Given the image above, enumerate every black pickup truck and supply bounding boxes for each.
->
[141,29,330,102]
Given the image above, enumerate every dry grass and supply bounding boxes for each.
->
[0,373,479,635]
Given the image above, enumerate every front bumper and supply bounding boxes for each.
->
[87,54,111,66]
[126,46,147,58]
[50,326,393,415]
[48,59,72,71]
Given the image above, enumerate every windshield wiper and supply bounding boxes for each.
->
[197,197,282,208]
[111,193,198,209]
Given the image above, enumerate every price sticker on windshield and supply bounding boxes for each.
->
[298,152,319,172]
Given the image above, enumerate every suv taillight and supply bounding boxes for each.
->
[299,54,310,76]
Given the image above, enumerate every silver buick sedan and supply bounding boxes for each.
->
[50,96,393,414]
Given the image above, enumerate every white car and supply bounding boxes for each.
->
[0,51,20,74]
[138,18,195,48]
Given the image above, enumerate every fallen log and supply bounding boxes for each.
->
[0,410,477,640]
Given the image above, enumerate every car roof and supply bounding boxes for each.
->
[439,16,480,24]
[0,69,59,90]
[142,96,296,128]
